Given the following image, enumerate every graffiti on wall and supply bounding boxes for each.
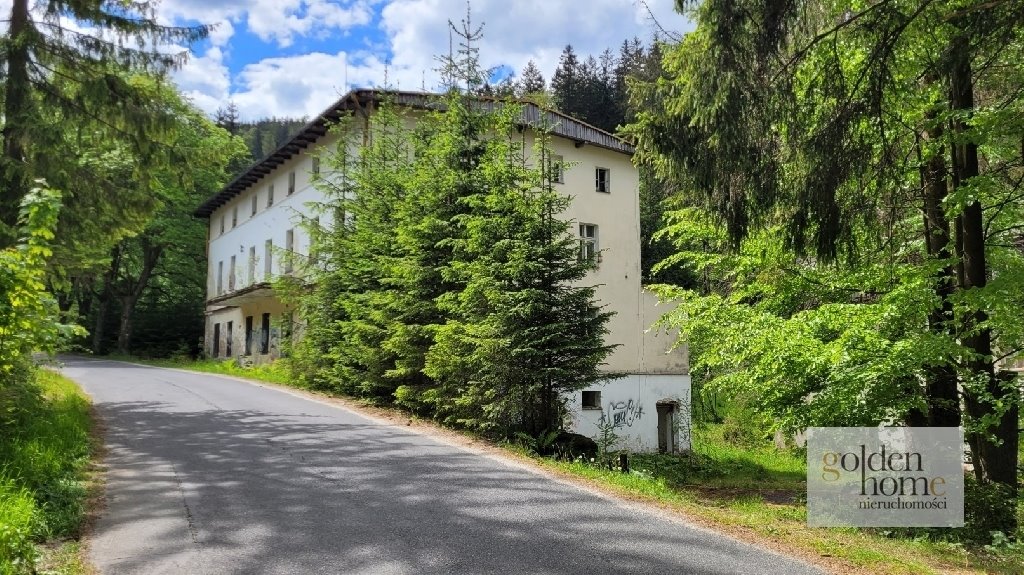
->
[600,399,644,429]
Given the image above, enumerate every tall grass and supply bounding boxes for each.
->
[0,370,91,574]
[122,356,295,386]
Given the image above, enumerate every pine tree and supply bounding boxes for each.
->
[551,45,582,116]
[0,0,208,242]
[214,102,241,136]
[425,109,616,435]
[517,60,547,97]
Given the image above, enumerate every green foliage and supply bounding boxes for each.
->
[0,0,208,242]
[0,185,80,366]
[630,0,1024,501]
[76,85,249,357]
[0,371,92,574]
[294,22,615,438]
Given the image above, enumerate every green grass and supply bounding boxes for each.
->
[110,356,1024,574]
[111,355,295,386]
[0,370,93,575]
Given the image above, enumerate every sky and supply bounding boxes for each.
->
[152,0,693,121]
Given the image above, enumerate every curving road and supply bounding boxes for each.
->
[60,357,824,575]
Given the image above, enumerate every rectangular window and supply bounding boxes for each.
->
[579,223,599,262]
[260,313,271,354]
[312,157,320,176]
[550,154,564,184]
[595,167,610,193]
[228,256,236,291]
[284,229,294,273]
[282,313,294,357]
[212,323,220,358]
[232,206,238,228]
[219,215,225,235]
[245,316,254,356]
[251,194,258,216]
[582,390,601,409]
[217,260,224,294]
[267,184,275,207]
[264,239,273,280]
[288,171,296,195]
[310,217,320,262]
[226,321,233,357]
[248,246,256,285]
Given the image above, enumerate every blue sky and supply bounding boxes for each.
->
[154,0,692,121]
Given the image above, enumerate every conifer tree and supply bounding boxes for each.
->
[551,45,583,116]
[517,60,547,97]
[0,0,208,242]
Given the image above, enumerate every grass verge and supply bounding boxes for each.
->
[0,369,95,575]
[110,356,1023,574]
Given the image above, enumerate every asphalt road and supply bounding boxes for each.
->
[60,357,825,575]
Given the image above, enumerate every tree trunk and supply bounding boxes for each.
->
[1,0,33,238]
[116,295,139,356]
[950,34,1018,496]
[92,248,121,354]
[919,113,960,428]
[116,243,162,355]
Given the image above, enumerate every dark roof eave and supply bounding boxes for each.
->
[194,89,635,218]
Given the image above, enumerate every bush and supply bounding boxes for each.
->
[962,477,1017,544]
[0,480,37,574]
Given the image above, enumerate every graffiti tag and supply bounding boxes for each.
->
[600,399,643,428]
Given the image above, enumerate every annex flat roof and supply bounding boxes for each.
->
[195,89,635,218]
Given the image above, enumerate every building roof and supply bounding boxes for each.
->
[194,89,635,218]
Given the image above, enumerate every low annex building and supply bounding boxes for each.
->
[195,89,691,452]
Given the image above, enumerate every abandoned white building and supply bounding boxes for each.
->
[195,90,690,452]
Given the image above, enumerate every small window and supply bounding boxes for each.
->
[595,167,610,193]
[232,206,238,228]
[550,154,564,184]
[251,194,258,216]
[582,390,601,409]
[312,157,320,176]
[310,217,320,262]
[247,243,256,284]
[212,323,221,358]
[260,313,271,354]
[217,260,224,294]
[284,228,294,273]
[219,215,225,235]
[228,255,236,291]
[244,315,254,356]
[226,321,233,357]
[288,171,296,195]
[267,184,275,207]
[264,239,273,280]
[579,223,599,262]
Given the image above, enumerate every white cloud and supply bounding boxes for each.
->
[378,0,692,89]
[163,0,693,119]
[159,0,374,47]
[225,50,392,120]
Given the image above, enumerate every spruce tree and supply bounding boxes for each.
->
[517,60,547,97]
[551,45,582,116]
[0,0,208,242]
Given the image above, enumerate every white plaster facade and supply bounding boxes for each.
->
[197,90,690,452]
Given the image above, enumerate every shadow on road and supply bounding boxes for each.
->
[79,360,820,575]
